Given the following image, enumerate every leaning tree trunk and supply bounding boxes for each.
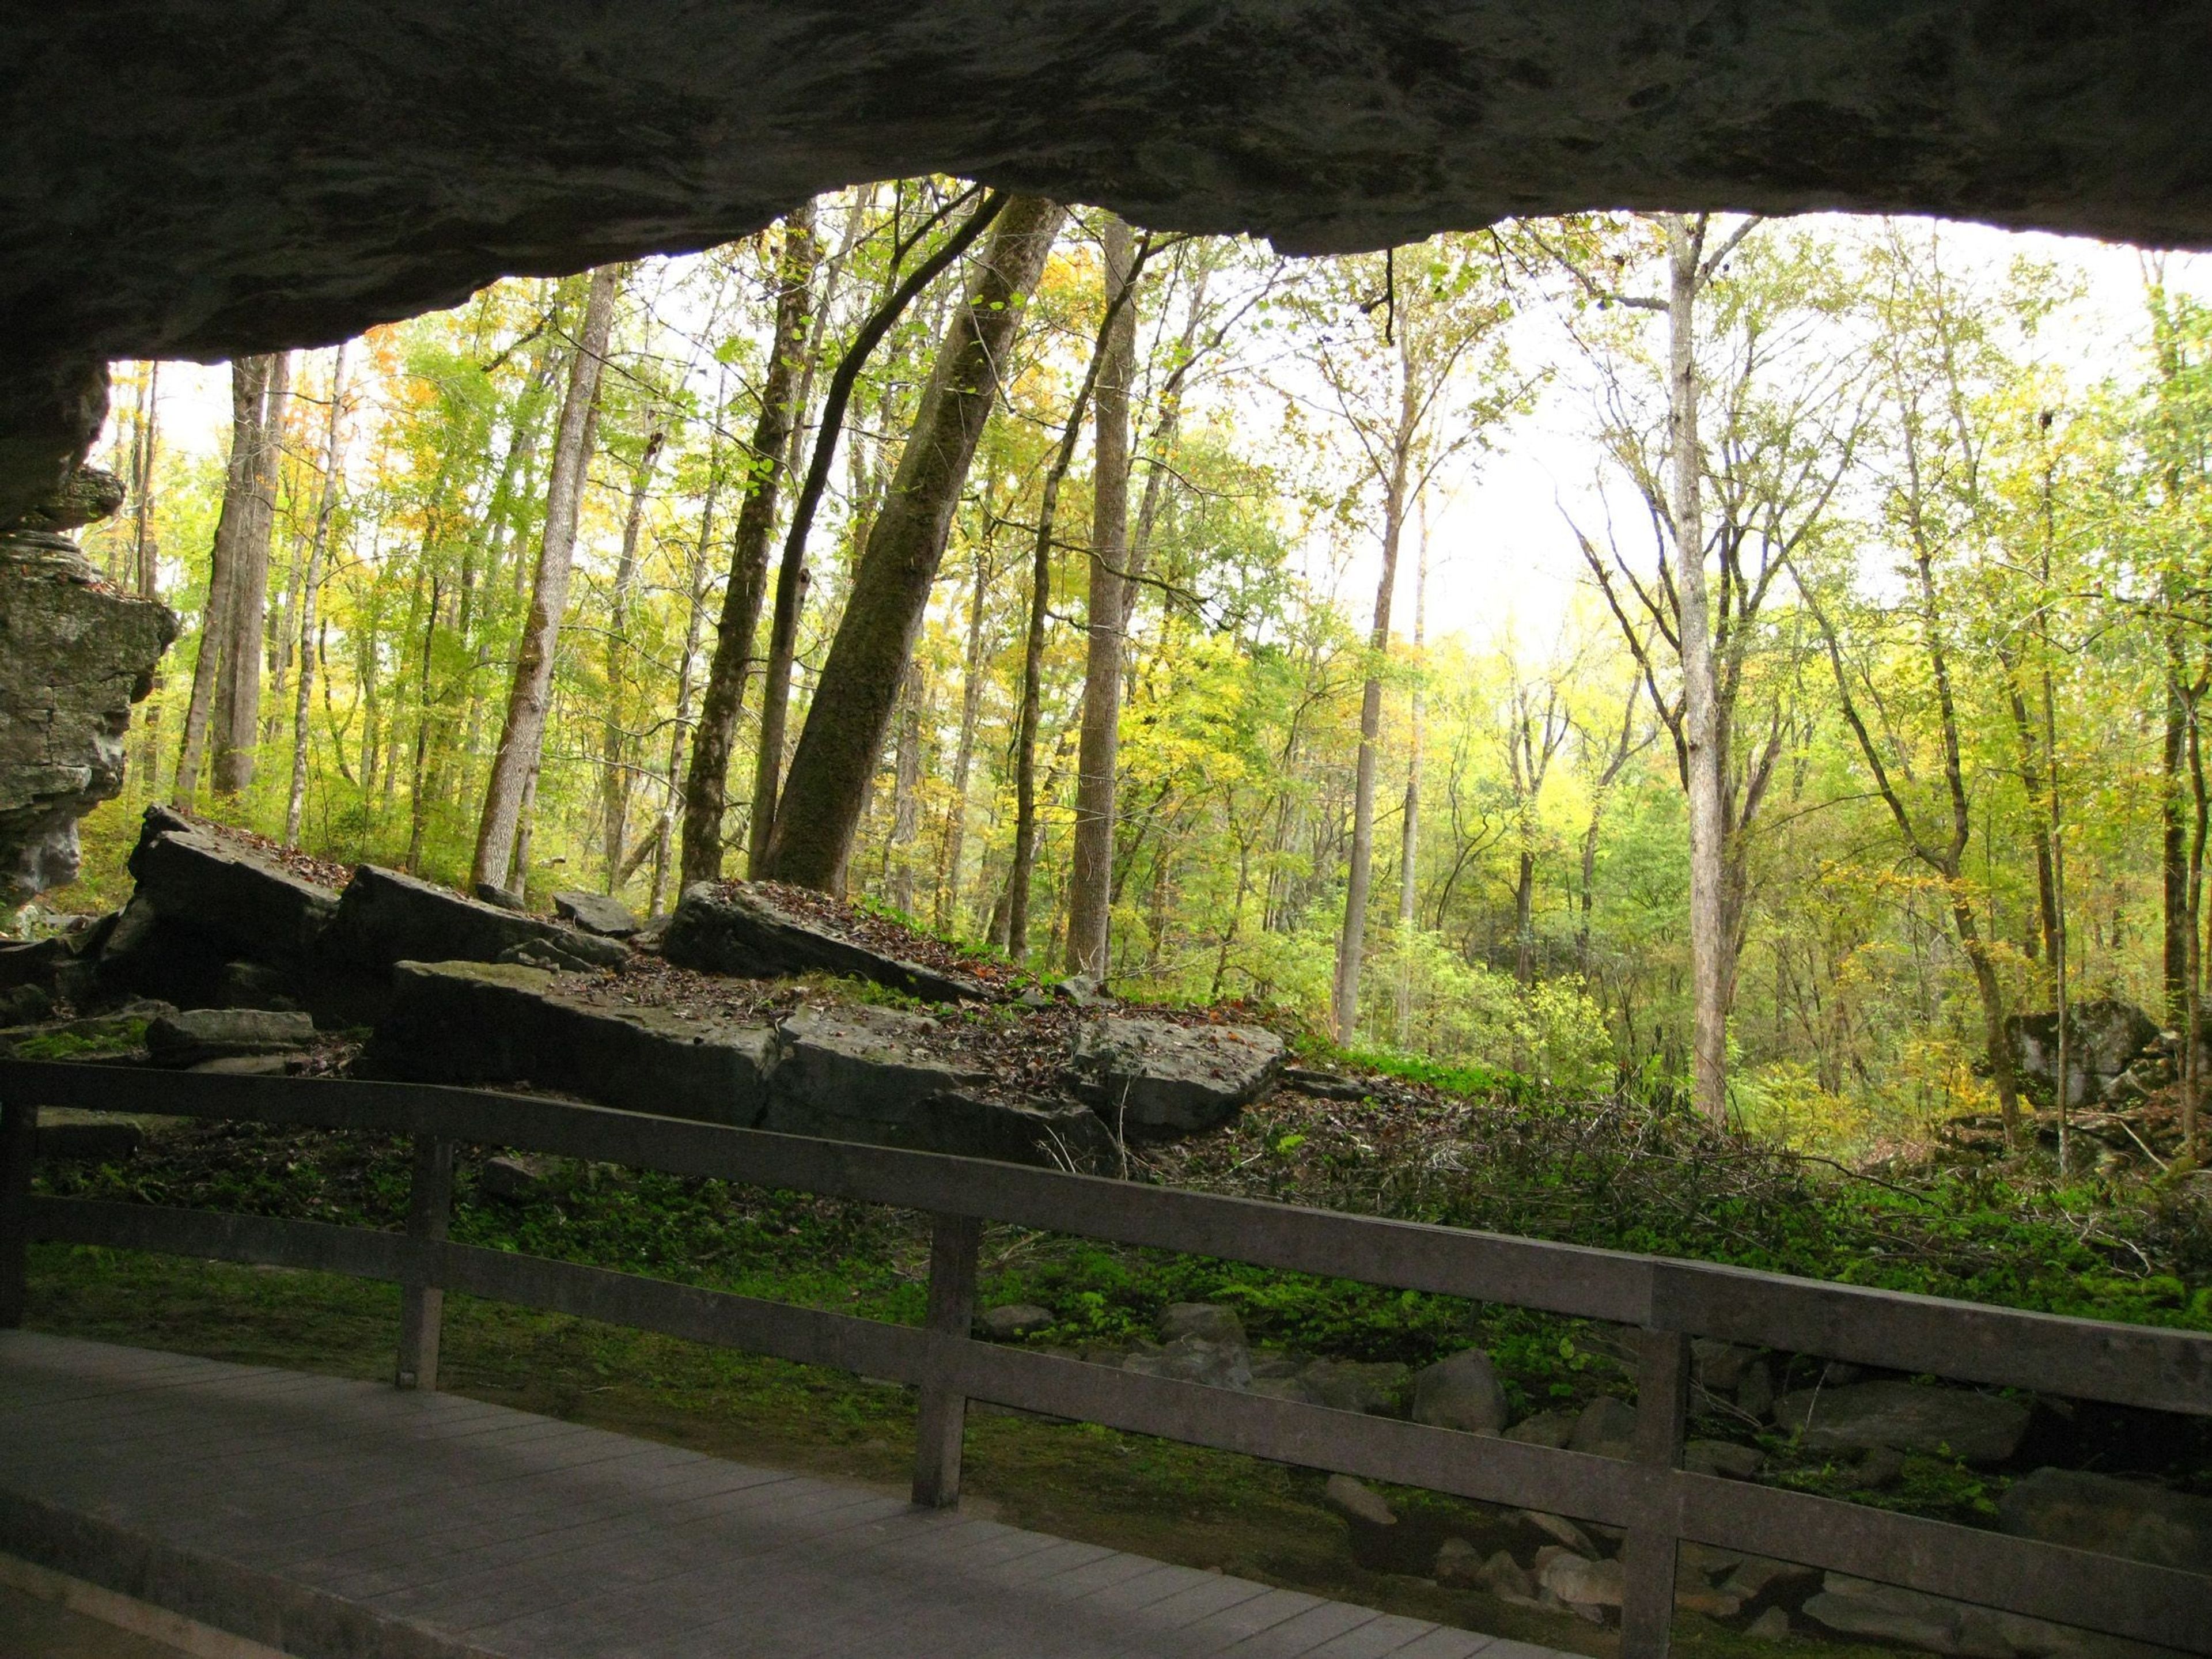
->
[679,203,818,891]
[758,196,1066,893]
[176,353,279,806]
[211,350,291,797]
[748,191,1009,876]
[472,264,619,893]
[1066,214,1141,980]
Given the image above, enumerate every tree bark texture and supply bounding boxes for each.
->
[759,196,1065,893]
[472,264,619,892]
[601,423,665,890]
[285,343,347,847]
[1066,214,1140,980]
[680,203,818,891]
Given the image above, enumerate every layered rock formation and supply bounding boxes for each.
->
[0,469,174,904]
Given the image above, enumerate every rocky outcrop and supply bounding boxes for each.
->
[1063,1016,1283,1135]
[1773,1380,2030,1466]
[0,506,173,904]
[664,882,995,1002]
[553,889,639,938]
[1997,1467,2212,1571]
[126,806,340,965]
[2004,1000,2162,1108]
[324,864,627,974]
[363,960,775,1127]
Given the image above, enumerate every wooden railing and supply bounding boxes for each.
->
[1,1058,2206,1659]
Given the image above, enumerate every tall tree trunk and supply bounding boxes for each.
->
[211,350,291,798]
[601,424,666,891]
[653,469,724,916]
[679,203,819,891]
[937,539,995,932]
[131,361,164,788]
[1663,214,1730,1126]
[284,343,347,847]
[2166,635,2192,1018]
[759,196,1066,893]
[472,265,619,892]
[1330,343,1415,1042]
[1393,508,1427,1035]
[1066,214,1141,980]
[748,191,1010,875]
[887,661,925,913]
[177,354,277,806]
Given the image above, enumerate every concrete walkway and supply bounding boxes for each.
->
[0,1332,1566,1659]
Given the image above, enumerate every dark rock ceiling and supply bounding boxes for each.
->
[5,0,2211,516]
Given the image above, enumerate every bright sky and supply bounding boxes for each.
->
[117,212,2212,662]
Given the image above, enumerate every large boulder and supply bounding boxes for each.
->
[1774,1380,2029,1466]
[363,959,774,1127]
[663,881,994,1002]
[124,806,340,965]
[763,1002,1107,1164]
[553,889,639,938]
[1998,1467,2212,1571]
[324,865,627,975]
[1063,1016,1283,1135]
[146,1006,315,1065]
[1411,1347,1508,1435]
[2004,1000,2160,1107]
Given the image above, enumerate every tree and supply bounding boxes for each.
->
[177,351,289,806]
[679,203,818,891]
[1066,213,1142,979]
[283,343,348,848]
[472,264,619,894]
[758,195,1066,893]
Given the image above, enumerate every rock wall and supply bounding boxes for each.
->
[0,493,174,904]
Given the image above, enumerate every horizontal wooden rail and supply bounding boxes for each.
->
[5,1060,2206,1415]
[4,1060,2210,1658]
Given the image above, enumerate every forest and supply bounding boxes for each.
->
[54,183,2212,1165]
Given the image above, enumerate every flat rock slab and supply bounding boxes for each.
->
[664,882,996,1002]
[146,1006,315,1064]
[0,1332,1529,1659]
[553,889,639,937]
[125,806,339,965]
[363,959,774,1127]
[1773,1380,2029,1465]
[325,865,627,976]
[1065,1016,1285,1135]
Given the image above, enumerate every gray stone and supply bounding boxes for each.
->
[1773,1381,2029,1466]
[1433,1536,1485,1588]
[1725,1558,1821,1603]
[1745,1607,1793,1640]
[1065,1016,1283,1136]
[664,882,991,1002]
[479,1154,546,1203]
[1737,1359,1776,1419]
[1322,1474,1395,1528]
[1411,1347,1507,1435]
[1684,1439,1765,1480]
[1540,1551,1624,1609]
[766,1003,986,1135]
[1802,1577,1963,1652]
[1248,1374,1323,1405]
[978,1304,1054,1340]
[554,889,639,938]
[188,1053,292,1076]
[474,881,527,911]
[2005,1000,2160,1107]
[0,982,51,1025]
[1124,1335,1251,1391]
[1692,1339,1762,1394]
[123,807,339,966]
[146,1006,314,1064]
[1301,1359,1406,1414]
[1857,1445,1907,1489]
[1158,1302,1245,1346]
[1569,1395,1638,1455]
[363,959,775,1126]
[1997,1467,2212,1571]
[1518,1510,1596,1555]
[1505,1409,1578,1448]
[326,865,626,976]
[0,538,173,903]
[16,466,124,533]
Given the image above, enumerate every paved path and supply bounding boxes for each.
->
[0,1332,1564,1659]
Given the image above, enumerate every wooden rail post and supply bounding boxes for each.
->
[395,1137,453,1391]
[912,1212,980,1508]
[1620,1327,1691,1659]
[0,1099,36,1328]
